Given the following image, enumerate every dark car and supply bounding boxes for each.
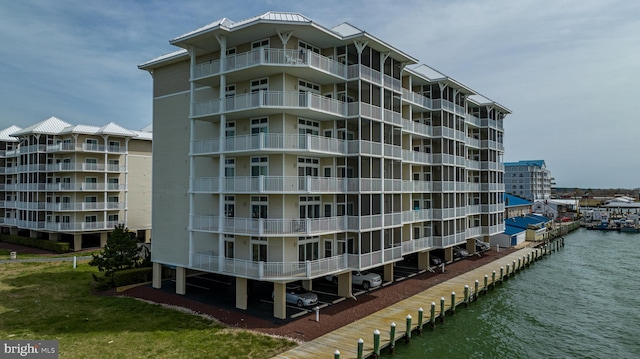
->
[430,255,443,266]
[453,246,469,259]
[475,239,490,252]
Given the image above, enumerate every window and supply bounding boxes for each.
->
[108,214,119,222]
[251,156,268,176]
[85,158,98,170]
[298,40,320,54]
[250,78,268,92]
[251,196,268,219]
[108,159,119,171]
[298,236,319,261]
[224,158,235,177]
[108,140,120,152]
[225,122,235,137]
[85,215,97,223]
[251,39,269,48]
[224,234,235,258]
[298,157,319,177]
[86,138,99,151]
[299,196,320,219]
[251,117,268,134]
[251,237,267,261]
[224,195,235,217]
[85,196,97,203]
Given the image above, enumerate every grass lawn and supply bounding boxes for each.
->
[0,260,296,358]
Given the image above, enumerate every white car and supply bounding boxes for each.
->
[273,287,318,307]
[325,271,382,290]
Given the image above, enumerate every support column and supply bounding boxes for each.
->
[301,279,313,291]
[29,230,38,238]
[73,234,83,252]
[466,238,476,255]
[273,282,286,319]
[444,247,453,263]
[418,251,430,270]
[100,232,108,248]
[383,263,394,283]
[152,262,162,289]
[10,227,18,236]
[175,266,186,295]
[235,277,248,310]
[48,232,60,241]
[337,272,352,298]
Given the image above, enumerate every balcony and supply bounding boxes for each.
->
[46,143,125,154]
[401,88,433,111]
[401,119,433,138]
[192,91,346,120]
[402,149,432,165]
[192,48,347,81]
[44,220,123,232]
[192,133,347,156]
[192,176,348,194]
[432,234,460,248]
[432,99,465,116]
[191,243,406,281]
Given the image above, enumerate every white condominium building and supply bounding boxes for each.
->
[0,116,152,250]
[504,160,552,201]
[140,12,510,319]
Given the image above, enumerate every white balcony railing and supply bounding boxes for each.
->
[192,91,346,118]
[192,48,347,80]
[192,133,347,156]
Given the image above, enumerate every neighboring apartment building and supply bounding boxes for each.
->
[139,12,510,319]
[504,160,552,201]
[0,116,152,251]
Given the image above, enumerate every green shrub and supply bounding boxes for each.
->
[113,267,153,287]
[0,235,69,253]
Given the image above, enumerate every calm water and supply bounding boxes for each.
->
[392,228,640,359]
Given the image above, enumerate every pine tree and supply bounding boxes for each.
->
[90,224,142,278]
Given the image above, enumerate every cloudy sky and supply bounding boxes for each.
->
[1,0,638,189]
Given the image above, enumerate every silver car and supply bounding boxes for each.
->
[278,287,318,307]
[326,271,382,290]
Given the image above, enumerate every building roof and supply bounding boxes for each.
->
[11,116,72,136]
[0,125,22,142]
[505,193,531,207]
[505,214,550,230]
[141,11,418,70]
[9,117,151,140]
[504,160,546,167]
[503,225,526,236]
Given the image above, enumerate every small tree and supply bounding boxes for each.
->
[90,224,143,287]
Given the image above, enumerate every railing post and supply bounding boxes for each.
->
[451,291,456,314]
[389,323,396,353]
[306,260,311,277]
[373,329,380,358]
[258,261,264,279]
[430,302,436,327]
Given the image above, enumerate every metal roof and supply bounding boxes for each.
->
[505,193,531,207]
[0,125,21,142]
[8,117,151,140]
[11,116,71,136]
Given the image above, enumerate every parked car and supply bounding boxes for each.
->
[453,246,469,259]
[430,255,443,266]
[273,286,318,307]
[475,239,490,252]
[325,271,383,290]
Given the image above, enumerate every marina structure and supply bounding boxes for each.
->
[0,117,152,250]
[504,159,553,201]
[139,11,510,319]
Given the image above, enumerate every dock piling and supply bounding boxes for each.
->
[450,292,456,313]
[440,297,446,322]
[430,302,436,327]
[405,315,412,342]
[357,338,364,359]
[373,330,380,358]
[417,308,423,333]
[389,323,396,353]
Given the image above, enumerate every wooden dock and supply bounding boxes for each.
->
[273,244,556,359]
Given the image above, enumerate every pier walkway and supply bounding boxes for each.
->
[274,245,552,359]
